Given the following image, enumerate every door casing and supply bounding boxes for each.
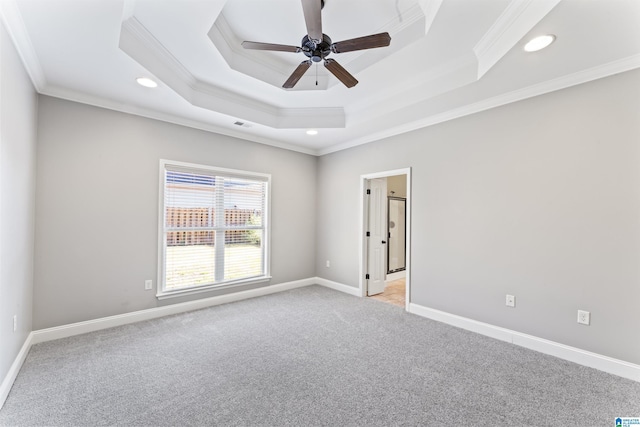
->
[359,168,412,311]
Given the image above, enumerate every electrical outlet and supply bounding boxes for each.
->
[326,260,330,268]
[506,294,515,307]
[577,310,590,325]
[144,279,153,291]
[13,315,17,332]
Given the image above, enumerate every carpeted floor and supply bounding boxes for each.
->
[1,285,639,426]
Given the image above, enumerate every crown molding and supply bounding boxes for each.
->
[324,2,431,89]
[120,16,197,90]
[418,0,443,35]
[50,52,635,158]
[474,0,561,79]
[208,12,318,90]
[0,0,46,91]
[338,2,428,67]
[210,2,430,91]
[119,15,345,129]
[319,54,640,155]
[346,53,478,121]
[39,85,319,156]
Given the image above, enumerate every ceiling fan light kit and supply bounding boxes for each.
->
[241,0,391,89]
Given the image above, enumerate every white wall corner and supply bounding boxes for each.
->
[474,0,561,79]
[0,0,46,91]
[408,303,640,383]
[0,332,33,411]
[315,277,361,297]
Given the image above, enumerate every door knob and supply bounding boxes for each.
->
[382,240,386,244]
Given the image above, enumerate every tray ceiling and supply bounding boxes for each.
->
[2,0,639,155]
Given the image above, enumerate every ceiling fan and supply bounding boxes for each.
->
[241,0,391,89]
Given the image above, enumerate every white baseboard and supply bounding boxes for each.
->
[1,278,316,410]
[28,277,358,348]
[0,332,33,410]
[409,303,640,382]
[314,277,361,296]
[7,279,634,413]
[31,278,315,345]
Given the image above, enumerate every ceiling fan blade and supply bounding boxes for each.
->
[324,59,358,88]
[301,0,323,42]
[242,41,301,53]
[331,32,391,53]
[283,60,312,88]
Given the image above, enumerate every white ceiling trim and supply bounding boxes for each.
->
[0,0,46,91]
[418,0,443,35]
[34,52,640,158]
[120,17,196,88]
[119,15,346,129]
[321,2,430,90]
[346,53,478,122]
[474,0,561,79]
[208,13,315,90]
[319,53,640,156]
[5,0,639,158]
[39,83,318,156]
[210,2,430,92]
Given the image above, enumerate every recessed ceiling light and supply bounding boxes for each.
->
[524,35,556,52]
[306,130,318,136]
[136,77,158,88]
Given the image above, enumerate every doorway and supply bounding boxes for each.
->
[387,196,406,274]
[359,169,411,311]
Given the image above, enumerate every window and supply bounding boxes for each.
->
[158,160,270,298]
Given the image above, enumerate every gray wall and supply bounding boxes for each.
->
[33,96,317,329]
[316,69,640,365]
[0,21,37,386]
[5,21,638,371]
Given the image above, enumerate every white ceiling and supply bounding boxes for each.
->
[2,0,639,155]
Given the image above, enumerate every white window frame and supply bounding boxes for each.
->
[157,159,271,299]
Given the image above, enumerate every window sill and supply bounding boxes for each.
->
[156,276,272,300]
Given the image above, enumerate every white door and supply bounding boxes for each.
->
[367,178,387,296]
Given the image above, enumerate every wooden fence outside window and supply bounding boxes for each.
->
[166,207,261,246]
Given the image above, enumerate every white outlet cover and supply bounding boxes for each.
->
[577,310,590,325]
[506,294,515,307]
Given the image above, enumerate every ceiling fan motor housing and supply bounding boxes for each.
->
[302,34,332,62]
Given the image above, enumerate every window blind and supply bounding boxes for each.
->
[160,162,269,294]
